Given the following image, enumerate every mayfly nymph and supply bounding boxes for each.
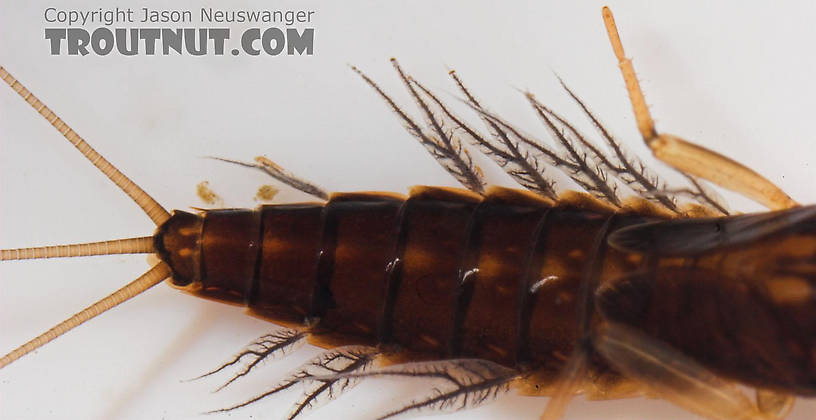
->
[2,4,815,420]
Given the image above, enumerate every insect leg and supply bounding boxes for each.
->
[601,7,797,211]
[756,389,795,419]
[593,322,771,420]
[538,351,588,420]
[541,216,616,419]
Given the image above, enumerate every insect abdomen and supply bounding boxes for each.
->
[159,186,651,371]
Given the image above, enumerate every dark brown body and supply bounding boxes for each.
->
[601,205,816,396]
[154,186,816,397]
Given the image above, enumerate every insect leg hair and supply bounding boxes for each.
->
[601,7,797,211]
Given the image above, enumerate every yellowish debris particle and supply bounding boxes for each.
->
[255,184,280,202]
[196,181,222,206]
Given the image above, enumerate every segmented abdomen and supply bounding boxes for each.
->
[187,186,654,373]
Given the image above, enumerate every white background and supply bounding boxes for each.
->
[2,1,816,419]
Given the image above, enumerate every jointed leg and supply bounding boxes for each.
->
[602,7,797,210]
[756,389,795,419]
[594,322,773,420]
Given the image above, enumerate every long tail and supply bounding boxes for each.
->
[0,67,170,224]
[0,66,174,368]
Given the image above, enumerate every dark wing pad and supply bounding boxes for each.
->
[608,205,816,256]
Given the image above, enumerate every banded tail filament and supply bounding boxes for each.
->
[1,3,816,420]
